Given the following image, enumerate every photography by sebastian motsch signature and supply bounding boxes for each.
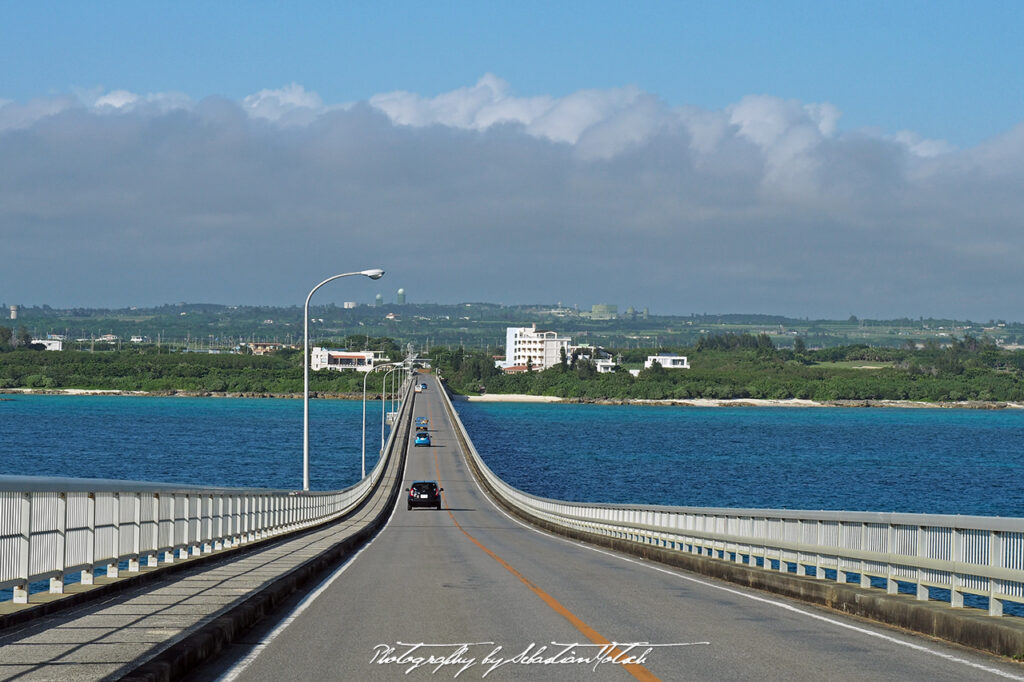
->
[370,640,710,677]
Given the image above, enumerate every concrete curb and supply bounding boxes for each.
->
[442,384,1024,661]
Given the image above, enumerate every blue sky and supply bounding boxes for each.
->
[2,2,1024,319]
[6,2,1021,145]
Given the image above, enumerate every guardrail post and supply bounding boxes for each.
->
[106,492,121,579]
[859,522,871,589]
[814,520,825,579]
[204,494,214,553]
[129,493,141,572]
[13,492,31,604]
[80,492,96,586]
[213,495,224,550]
[147,493,159,567]
[885,523,898,594]
[950,526,963,608]
[163,494,176,564]
[915,526,927,601]
[189,494,202,557]
[989,530,1003,617]
[50,492,67,594]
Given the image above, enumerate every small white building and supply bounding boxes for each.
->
[595,359,617,373]
[310,347,381,372]
[499,324,571,371]
[32,338,63,351]
[644,354,690,370]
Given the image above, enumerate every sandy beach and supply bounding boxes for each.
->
[457,393,1024,409]
[4,388,1022,409]
[460,394,563,403]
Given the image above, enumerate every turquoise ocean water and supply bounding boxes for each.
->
[1,394,1022,516]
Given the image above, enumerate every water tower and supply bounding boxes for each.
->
[375,293,383,307]
[9,305,17,320]
[397,288,406,305]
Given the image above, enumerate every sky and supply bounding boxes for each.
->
[2,2,1023,320]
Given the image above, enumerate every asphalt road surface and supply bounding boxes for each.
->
[193,376,1024,681]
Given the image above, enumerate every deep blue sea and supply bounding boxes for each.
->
[2,394,1023,517]
[0,394,388,491]
[454,400,1024,517]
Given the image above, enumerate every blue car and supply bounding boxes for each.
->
[414,432,431,447]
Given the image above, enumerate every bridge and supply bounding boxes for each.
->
[2,375,1024,680]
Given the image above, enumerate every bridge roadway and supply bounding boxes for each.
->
[194,376,1023,681]
[2,377,1023,681]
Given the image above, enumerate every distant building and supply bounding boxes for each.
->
[343,301,358,309]
[247,342,286,356]
[588,303,618,320]
[375,294,384,307]
[499,324,571,371]
[32,338,63,351]
[310,347,385,373]
[397,288,406,305]
[644,354,690,370]
[596,359,617,373]
[9,305,17,320]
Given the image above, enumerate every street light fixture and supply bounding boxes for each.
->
[303,268,384,491]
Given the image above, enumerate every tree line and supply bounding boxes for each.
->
[431,333,1024,402]
[5,330,1024,402]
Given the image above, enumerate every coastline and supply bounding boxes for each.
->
[458,393,1024,409]
[0,388,364,400]
[4,388,1024,409]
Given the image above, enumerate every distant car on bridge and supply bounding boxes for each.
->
[414,432,431,447]
[420,383,428,390]
[407,480,443,510]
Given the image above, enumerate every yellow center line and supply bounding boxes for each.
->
[425,392,660,682]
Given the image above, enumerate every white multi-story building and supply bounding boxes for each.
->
[644,354,691,369]
[500,324,571,371]
[310,347,381,372]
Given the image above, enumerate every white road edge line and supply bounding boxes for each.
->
[218,453,408,681]
[456,436,1024,680]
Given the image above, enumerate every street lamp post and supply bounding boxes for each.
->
[303,268,384,491]
[381,364,403,453]
[362,362,396,480]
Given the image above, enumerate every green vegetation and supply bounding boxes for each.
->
[0,330,399,395]
[433,333,1024,403]
[4,313,1024,403]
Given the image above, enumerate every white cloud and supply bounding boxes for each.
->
[3,76,1022,320]
[94,90,140,109]
[242,83,326,123]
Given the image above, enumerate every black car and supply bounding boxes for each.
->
[407,480,443,510]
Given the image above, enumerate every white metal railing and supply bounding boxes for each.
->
[0,379,413,605]
[441,385,1024,618]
